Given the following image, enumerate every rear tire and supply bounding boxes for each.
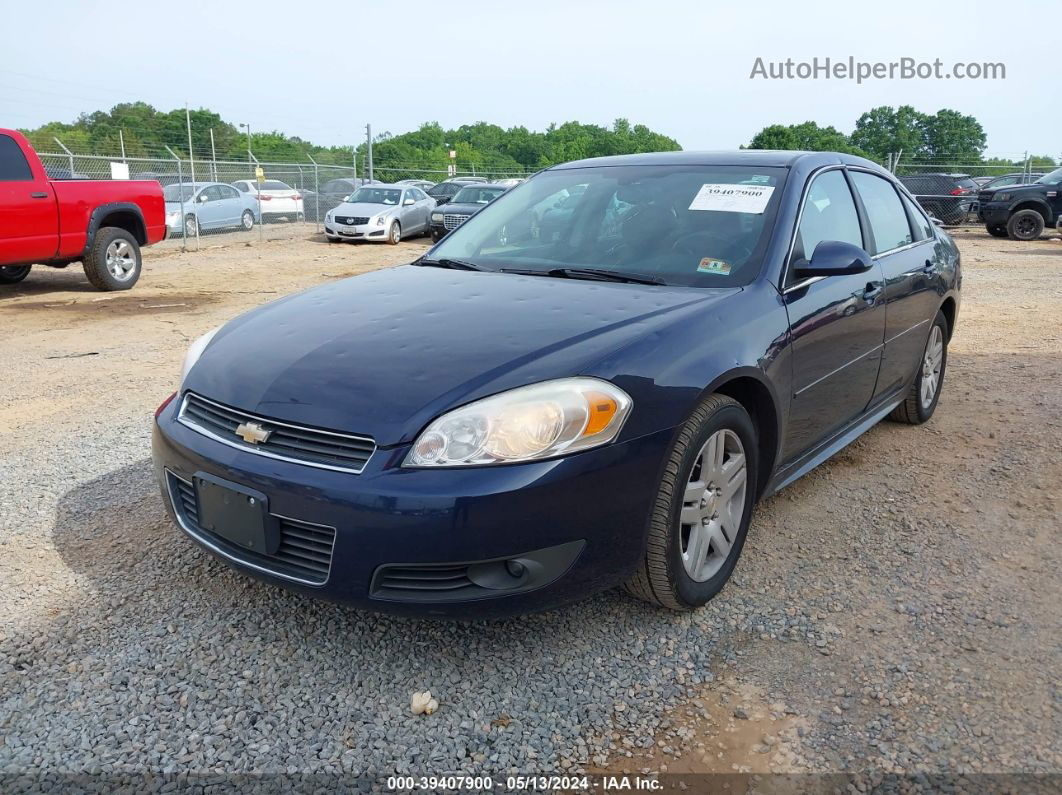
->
[1007,209,1045,241]
[241,210,255,230]
[624,394,757,611]
[986,224,1008,238]
[83,227,142,291]
[888,311,948,424]
[0,265,31,284]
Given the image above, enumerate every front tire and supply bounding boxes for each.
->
[184,214,199,238]
[388,221,401,245]
[0,265,31,284]
[986,224,1008,238]
[1007,209,1045,241]
[889,311,948,424]
[624,394,757,610]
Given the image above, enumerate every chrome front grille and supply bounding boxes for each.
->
[178,393,375,474]
[167,471,336,585]
[443,214,469,231]
[336,215,369,225]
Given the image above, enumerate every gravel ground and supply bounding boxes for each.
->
[0,229,1059,790]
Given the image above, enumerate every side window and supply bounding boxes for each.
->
[900,192,934,241]
[850,172,913,254]
[793,170,863,267]
[201,186,223,202]
[0,134,34,181]
[234,182,249,193]
[217,185,239,200]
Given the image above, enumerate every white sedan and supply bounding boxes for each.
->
[232,179,304,220]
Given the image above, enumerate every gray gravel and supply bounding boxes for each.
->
[1,230,1059,788]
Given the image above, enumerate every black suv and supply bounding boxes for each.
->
[897,173,979,226]
[977,167,1062,240]
[426,177,488,207]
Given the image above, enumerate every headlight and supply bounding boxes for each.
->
[375,215,387,226]
[180,326,221,387]
[166,211,180,222]
[405,378,632,467]
[994,192,1011,202]
[431,212,443,222]
[325,211,333,222]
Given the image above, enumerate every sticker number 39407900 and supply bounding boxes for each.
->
[689,183,775,214]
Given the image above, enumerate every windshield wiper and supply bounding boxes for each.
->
[413,257,484,271]
[500,267,665,286]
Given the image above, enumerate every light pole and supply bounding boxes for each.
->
[239,123,252,165]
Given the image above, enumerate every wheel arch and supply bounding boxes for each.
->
[1010,200,1051,224]
[698,369,781,501]
[939,296,958,341]
[85,203,147,252]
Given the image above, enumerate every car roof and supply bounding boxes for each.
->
[548,150,884,171]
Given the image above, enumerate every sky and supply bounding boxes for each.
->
[2,0,1057,159]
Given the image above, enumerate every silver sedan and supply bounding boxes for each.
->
[324,184,436,244]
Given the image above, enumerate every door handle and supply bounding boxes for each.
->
[923,259,937,274]
[862,283,883,303]
[30,192,49,199]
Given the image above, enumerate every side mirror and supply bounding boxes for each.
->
[403,198,415,206]
[793,240,873,279]
[197,193,209,203]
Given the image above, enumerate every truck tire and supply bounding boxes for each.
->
[986,224,1008,238]
[1007,209,1044,241]
[0,265,31,284]
[83,227,142,291]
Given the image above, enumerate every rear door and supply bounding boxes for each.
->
[849,170,941,401]
[0,133,58,264]
[215,184,243,226]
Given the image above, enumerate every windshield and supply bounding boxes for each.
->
[348,187,402,205]
[1035,167,1062,184]
[164,184,196,202]
[453,186,504,204]
[429,165,787,287]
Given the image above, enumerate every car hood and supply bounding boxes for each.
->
[185,265,733,446]
[437,202,488,216]
[331,202,397,218]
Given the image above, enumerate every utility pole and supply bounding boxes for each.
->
[365,123,373,183]
[185,105,197,188]
[209,128,218,182]
[240,123,252,167]
[119,129,126,163]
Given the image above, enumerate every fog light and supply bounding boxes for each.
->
[505,559,526,578]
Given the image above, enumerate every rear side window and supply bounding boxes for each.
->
[900,192,934,241]
[850,172,913,254]
[793,170,863,266]
[234,182,249,192]
[0,135,33,181]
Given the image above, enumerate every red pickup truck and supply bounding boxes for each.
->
[0,129,166,290]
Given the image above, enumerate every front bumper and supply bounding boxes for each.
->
[978,202,1011,226]
[324,221,389,241]
[152,396,671,618]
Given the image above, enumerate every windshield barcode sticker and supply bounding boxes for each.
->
[689,184,775,214]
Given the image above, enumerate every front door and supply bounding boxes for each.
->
[0,133,58,264]
[781,168,886,464]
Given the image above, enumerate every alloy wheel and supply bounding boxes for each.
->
[920,325,944,409]
[105,240,136,281]
[679,429,747,582]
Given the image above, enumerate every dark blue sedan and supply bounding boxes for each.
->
[152,151,960,618]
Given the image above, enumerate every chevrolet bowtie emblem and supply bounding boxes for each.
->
[235,421,271,444]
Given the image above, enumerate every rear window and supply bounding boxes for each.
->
[0,135,33,181]
[955,178,978,190]
[262,180,291,190]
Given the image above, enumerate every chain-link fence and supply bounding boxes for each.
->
[33,137,537,253]
[886,153,1055,229]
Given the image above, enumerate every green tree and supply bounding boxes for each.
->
[921,109,986,162]
[850,105,927,162]
[747,122,867,157]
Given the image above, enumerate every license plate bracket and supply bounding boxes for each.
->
[194,473,279,555]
